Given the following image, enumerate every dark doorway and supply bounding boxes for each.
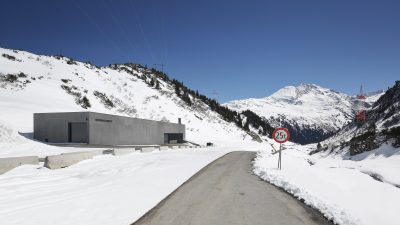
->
[164,133,184,144]
[68,122,88,143]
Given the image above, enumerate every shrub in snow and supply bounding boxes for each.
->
[148,78,155,87]
[349,125,378,155]
[17,72,27,78]
[111,96,137,116]
[78,96,91,109]
[382,126,400,147]
[61,85,79,97]
[93,91,115,108]
[66,58,77,65]
[61,79,71,84]
[4,74,18,83]
[1,53,16,61]
[61,84,91,109]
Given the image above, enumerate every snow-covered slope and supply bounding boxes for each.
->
[224,84,382,144]
[318,81,400,156]
[0,48,256,157]
[364,90,385,106]
[254,142,400,225]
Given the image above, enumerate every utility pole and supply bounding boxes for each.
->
[356,85,366,124]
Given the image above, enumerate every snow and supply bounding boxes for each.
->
[0,147,246,225]
[1,47,399,225]
[364,90,384,106]
[0,47,267,224]
[224,84,355,132]
[0,47,256,157]
[224,84,384,136]
[254,142,400,225]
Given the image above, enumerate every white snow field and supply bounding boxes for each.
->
[254,141,400,225]
[0,147,264,225]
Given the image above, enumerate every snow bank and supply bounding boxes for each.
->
[0,148,234,225]
[0,120,23,144]
[253,144,400,225]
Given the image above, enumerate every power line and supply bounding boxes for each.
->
[101,0,138,61]
[150,0,167,65]
[71,0,131,62]
[128,0,157,63]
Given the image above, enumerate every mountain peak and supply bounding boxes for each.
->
[266,83,341,104]
[223,83,358,143]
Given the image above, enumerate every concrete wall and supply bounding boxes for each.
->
[112,148,135,156]
[34,112,185,146]
[44,151,103,169]
[159,146,170,151]
[34,112,89,143]
[88,112,185,146]
[141,147,157,153]
[0,156,39,174]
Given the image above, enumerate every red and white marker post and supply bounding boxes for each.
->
[272,128,290,170]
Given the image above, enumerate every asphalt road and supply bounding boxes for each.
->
[133,151,332,225]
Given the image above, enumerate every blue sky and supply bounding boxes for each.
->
[0,0,399,102]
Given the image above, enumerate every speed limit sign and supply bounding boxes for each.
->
[273,127,290,170]
[273,128,290,143]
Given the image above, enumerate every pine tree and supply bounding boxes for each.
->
[149,78,155,87]
[244,122,250,131]
[182,92,192,106]
[175,85,180,96]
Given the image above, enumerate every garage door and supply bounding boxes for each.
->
[68,122,88,143]
[164,133,184,144]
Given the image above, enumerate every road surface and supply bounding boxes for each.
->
[133,151,332,225]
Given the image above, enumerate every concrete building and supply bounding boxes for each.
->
[34,112,185,146]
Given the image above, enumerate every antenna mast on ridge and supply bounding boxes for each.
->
[355,85,366,123]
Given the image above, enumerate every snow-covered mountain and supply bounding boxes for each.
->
[0,47,261,157]
[224,84,383,144]
[318,81,400,155]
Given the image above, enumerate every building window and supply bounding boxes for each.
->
[95,119,112,123]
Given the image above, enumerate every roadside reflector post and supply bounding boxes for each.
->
[272,128,290,170]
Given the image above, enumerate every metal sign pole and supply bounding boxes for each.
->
[279,143,282,170]
[277,144,280,169]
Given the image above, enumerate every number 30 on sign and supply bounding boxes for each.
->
[273,128,290,143]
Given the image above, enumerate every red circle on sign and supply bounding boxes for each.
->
[273,128,290,143]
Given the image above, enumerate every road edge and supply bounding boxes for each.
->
[131,150,246,225]
[250,154,335,225]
